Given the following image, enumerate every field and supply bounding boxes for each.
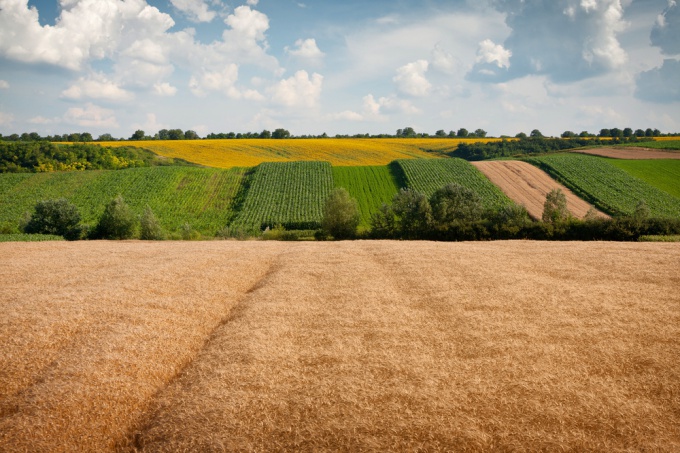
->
[471,161,606,219]
[529,153,680,217]
[609,159,680,199]
[573,147,680,159]
[232,161,333,230]
[100,138,501,168]
[1,240,679,451]
[332,166,400,227]
[621,139,680,150]
[396,158,512,209]
[0,167,246,235]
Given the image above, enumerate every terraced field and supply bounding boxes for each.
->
[529,153,680,217]
[396,158,512,209]
[100,138,501,168]
[333,166,400,227]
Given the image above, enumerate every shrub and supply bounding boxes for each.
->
[322,188,360,240]
[139,206,164,240]
[542,189,569,224]
[23,198,85,240]
[430,183,483,230]
[180,223,201,240]
[93,195,137,239]
[391,188,432,239]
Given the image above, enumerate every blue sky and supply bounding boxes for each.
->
[0,0,678,138]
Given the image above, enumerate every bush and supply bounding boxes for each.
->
[93,195,137,239]
[139,206,164,240]
[542,189,569,224]
[391,188,432,239]
[180,223,201,240]
[22,198,85,240]
[322,188,360,239]
[430,183,483,230]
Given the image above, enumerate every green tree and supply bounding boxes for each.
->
[429,183,483,230]
[435,129,447,137]
[599,128,611,137]
[457,128,469,137]
[474,128,487,138]
[168,129,185,140]
[130,130,145,141]
[370,203,397,238]
[633,200,650,220]
[530,129,544,138]
[259,129,272,139]
[321,188,360,239]
[184,130,199,140]
[158,129,170,140]
[94,195,137,239]
[272,128,290,139]
[139,205,164,240]
[23,198,85,240]
[623,127,633,138]
[97,133,114,141]
[515,132,528,139]
[392,188,432,239]
[542,188,569,224]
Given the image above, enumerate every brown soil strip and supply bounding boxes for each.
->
[472,160,607,219]
[572,147,680,159]
[3,241,680,452]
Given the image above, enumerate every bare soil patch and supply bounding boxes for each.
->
[2,241,680,452]
[572,147,680,159]
[472,160,606,219]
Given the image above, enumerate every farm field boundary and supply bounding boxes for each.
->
[572,147,680,159]
[471,160,607,219]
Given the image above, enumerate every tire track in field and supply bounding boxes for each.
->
[472,160,607,220]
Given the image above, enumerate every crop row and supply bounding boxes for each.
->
[395,158,512,210]
[332,166,400,227]
[528,154,680,217]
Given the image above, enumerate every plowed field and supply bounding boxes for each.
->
[573,147,680,159]
[2,241,680,452]
[471,160,606,219]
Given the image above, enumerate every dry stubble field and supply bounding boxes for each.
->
[1,240,680,452]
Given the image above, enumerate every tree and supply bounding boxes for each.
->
[561,131,576,138]
[599,128,611,137]
[429,183,483,229]
[391,188,432,238]
[321,188,360,239]
[530,129,543,138]
[623,127,633,138]
[158,129,170,140]
[259,129,272,139]
[272,128,290,139]
[634,129,645,137]
[130,130,145,141]
[93,195,137,239]
[645,128,654,137]
[474,128,487,138]
[80,132,93,142]
[610,127,623,138]
[184,130,199,140]
[456,128,469,137]
[23,198,84,240]
[167,129,184,140]
[140,205,164,240]
[97,133,114,142]
[68,132,82,142]
[515,132,528,139]
[435,129,447,137]
[400,127,416,137]
[633,200,650,220]
[542,189,569,224]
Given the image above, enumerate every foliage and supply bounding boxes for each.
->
[609,159,680,198]
[430,183,483,230]
[0,141,187,173]
[0,233,65,242]
[542,189,569,224]
[321,188,360,239]
[140,205,164,240]
[179,223,201,240]
[92,195,137,239]
[390,188,433,239]
[528,153,680,218]
[233,161,333,230]
[396,158,511,209]
[332,166,400,228]
[22,198,85,240]
[617,139,680,150]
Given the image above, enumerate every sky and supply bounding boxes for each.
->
[0,0,678,138]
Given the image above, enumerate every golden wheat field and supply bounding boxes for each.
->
[2,240,680,452]
[100,138,502,168]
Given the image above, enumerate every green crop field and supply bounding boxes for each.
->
[609,160,680,199]
[232,161,333,230]
[620,140,680,150]
[396,158,512,209]
[333,166,400,228]
[529,154,680,217]
[0,166,247,235]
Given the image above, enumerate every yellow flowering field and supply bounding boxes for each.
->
[100,138,503,168]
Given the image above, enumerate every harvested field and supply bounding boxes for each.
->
[471,160,606,219]
[573,147,680,159]
[2,241,680,451]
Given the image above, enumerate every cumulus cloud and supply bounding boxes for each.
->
[334,93,421,122]
[270,70,323,108]
[430,44,460,75]
[393,60,432,97]
[63,103,119,128]
[61,73,134,102]
[0,80,9,89]
[285,38,325,64]
[170,0,216,23]
[153,82,177,96]
[469,0,628,82]
[189,65,264,100]
[29,116,58,125]
[650,1,680,55]
[635,58,680,103]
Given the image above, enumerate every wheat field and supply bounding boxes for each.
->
[1,240,679,451]
[100,138,502,168]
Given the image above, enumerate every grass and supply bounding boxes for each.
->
[0,233,64,242]
[396,158,512,209]
[99,138,504,168]
[2,240,679,451]
[609,159,680,199]
[529,153,680,217]
[0,166,247,236]
[332,166,401,228]
[639,235,680,242]
[232,161,333,230]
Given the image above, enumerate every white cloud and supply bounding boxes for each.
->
[431,44,460,75]
[170,0,216,23]
[63,103,119,128]
[189,65,264,100]
[132,113,168,133]
[246,0,258,5]
[393,60,432,97]
[270,70,323,107]
[0,112,15,125]
[476,39,511,69]
[285,38,325,64]
[334,93,421,122]
[153,82,177,96]
[0,80,9,89]
[29,116,58,125]
[61,73,134,102]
